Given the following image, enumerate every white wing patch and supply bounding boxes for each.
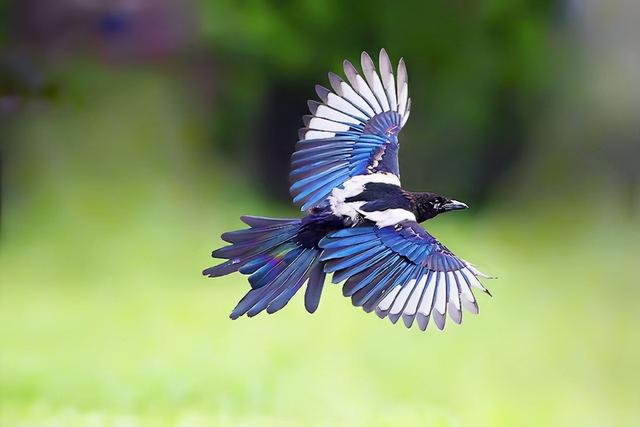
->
[304,130,336,140]
[313,104,361,125]
[307,117,351,133]
[328,173,405,224]
[375,266,488,331]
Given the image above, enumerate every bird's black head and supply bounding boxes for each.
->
[411,192,469,222]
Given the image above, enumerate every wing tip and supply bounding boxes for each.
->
[379,48,391,65]
[343,58,357,72]
[416,314,429,331]
[307,100,319,114]
[315,84,330,102]
[398,57,407,77]
[361,50,375,69]
[432,310,446,330]
[327,72,343,95]
[402,313,415,328]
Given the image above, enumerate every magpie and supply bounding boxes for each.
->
[203,49,493,331]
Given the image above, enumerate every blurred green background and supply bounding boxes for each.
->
[1,1,639,426]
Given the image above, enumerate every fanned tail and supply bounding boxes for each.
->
[203,215,326,318]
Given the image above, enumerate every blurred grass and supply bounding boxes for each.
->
[2,67,639,426]
[2,206,639,426]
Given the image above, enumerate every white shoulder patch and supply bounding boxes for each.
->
[332,173,400,199]
[328,173,401,222]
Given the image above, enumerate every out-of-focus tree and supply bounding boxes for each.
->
[198,0,556,205]
[7,0,196,61]
[513,0,640,215]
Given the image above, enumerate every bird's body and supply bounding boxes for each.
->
[204,50,492,331]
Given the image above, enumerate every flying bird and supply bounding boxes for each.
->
[203,49,493,331]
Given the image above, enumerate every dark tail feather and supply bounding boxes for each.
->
[202,216,300,278]
[304,263,326,313]
[203,215,325,318]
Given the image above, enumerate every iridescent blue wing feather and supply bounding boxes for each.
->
[203,216,326,318]
[290,49,412,211]
[319,221,492,331]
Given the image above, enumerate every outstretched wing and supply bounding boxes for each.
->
[318,221,492,331]
[290,49,411,211]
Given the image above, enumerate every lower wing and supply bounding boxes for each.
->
[319,221,492,331]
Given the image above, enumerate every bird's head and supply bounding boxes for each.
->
[411,192,469,222]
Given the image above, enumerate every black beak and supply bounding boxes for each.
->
[442,200,469,211]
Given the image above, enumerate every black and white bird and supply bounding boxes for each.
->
[204,49,493,331]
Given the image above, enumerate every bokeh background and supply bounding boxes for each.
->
[1,1,639,426]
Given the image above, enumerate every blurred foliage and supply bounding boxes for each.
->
[197,0,555,204]
[0,2,7,43]
[2,184,639,426]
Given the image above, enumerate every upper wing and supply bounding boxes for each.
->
[318,221,492,331]
[290,49,411,211]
